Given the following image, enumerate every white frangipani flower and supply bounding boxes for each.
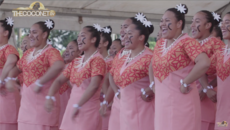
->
[103,27,111,34]
[93,24,102,32]
[175,3,187,14]
[212,12,221,22]
[135,12,146,23]
[45,19,54,29]
[143,19,152,27]
[6,17,14,27]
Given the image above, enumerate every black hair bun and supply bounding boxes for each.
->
[181,4,188,15]
[102,26,112,35]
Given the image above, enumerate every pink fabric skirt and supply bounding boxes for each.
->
[102,110,111,130]
[0,123,17,130]
[59,89,71,126]
[201,121,214,130]
[18,123,58,130]
[108,97,120,130]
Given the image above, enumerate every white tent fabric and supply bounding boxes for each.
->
[0,0,230,45]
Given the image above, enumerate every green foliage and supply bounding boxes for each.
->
[148,37,156,50]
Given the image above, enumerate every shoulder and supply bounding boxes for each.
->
[209,37,225,44]
[91,53,105,63]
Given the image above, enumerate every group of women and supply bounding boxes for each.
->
[0,3,230,130]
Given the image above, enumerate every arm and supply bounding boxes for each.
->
[109,73,119,94]
[5,66,22,92]
[101,73,110,94]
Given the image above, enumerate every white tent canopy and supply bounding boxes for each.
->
[0,0,230,41]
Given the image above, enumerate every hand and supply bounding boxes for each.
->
[0,86,7,96]
[34,84,42,93]
[45,98,54,112]
[5,80,20,92]
[72,108,80,120]
[199,88,206,101]
[141,88,154,102]
[180,85,192,94]
[99,104,107,117]
[206,90,217,103]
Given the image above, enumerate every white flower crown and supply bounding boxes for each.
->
[102,27,111,34]
[45,19,54,29]
[212,12,221,22]
[93,24,102,32]
[6,17,14,27]
[134,13,152,28]
[175,4,187,14]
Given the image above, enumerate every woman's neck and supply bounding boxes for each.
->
[84,47,97,59]
[130,44,145,58]
[167,30,183,44]
[198,32,211,41]
[0,39,8,46]
[227,40,230,49]
[34,41,47,52]
[101,48,108,58]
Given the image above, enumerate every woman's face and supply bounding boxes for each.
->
[64,41,81,62]
[221,14,230,39]
[120,19,132,46]
[190,12,211,39]
[160,11,182,39]
[0,23,9,41]
[110,40,123,57]
[29,24,47,47]
[77,27,96,51]
[20,36,30,53]
[124,24,144,50]
[98,36,108,54]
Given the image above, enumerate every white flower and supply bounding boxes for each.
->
[135,12,146,23]
[45,19,54,29]
[6,17,14,27]
[102,27,111,34]
[143,19,152,27]
[93,24,102,32]
[47,39,52,45]
[219,22,222,27]
[212,12,221,22]
[175,3,187,14]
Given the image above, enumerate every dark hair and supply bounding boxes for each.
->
[199,10,221,33]
[0,18,14,39]
[72,39,78,46]
[113,39,123,48]
[130,16,154,43]
[35,19,55,39]
[84,26,101,48]
[213,25,223,40]
[227,12,230,15]
[145,42,149,47]
[167,4,188,30]
[101,26,112,50]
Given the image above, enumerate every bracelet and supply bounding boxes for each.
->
[203,85,214,93]
[4,77,17,82]
[115,89,120,98]
[149,81,155,90]
[100,100,108,106]
[0,80,4,85]
[180,79,189,88]
[141,88,149,97]
[35,80,43,87]
[73,104,81,109]
[45,96,56,102]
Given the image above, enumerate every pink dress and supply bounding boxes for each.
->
[207,47,230,130]
[152,34,203,130]
[0,44,20,130]
[16,45,63,130]
[108,49,129,130]
[195,37,225,130]
[60,52,106,130]
[59,64,71,126]
[101,57,113,130]
[111,47,155,130]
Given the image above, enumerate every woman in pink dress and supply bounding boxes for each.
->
[0,17,20,130]
[110,14,155,130]
[204,12,230,130]
[98,26,113,130]
[45,24,106,130]
[151,4,211,130]
[59,39,82,126]
[190,10,225,130]
[5,19,65,130]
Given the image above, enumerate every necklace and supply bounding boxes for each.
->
[119,50,131,58]
[126,47,145,63]
[224,44,230,55]
[0,44,8,51]
[161,33,184,56]
[27,44,49,62]
[198,36,211,46]
[104,55,109,61]
[76,50,98,68]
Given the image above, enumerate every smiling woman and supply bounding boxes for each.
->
[5,19,65,130]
